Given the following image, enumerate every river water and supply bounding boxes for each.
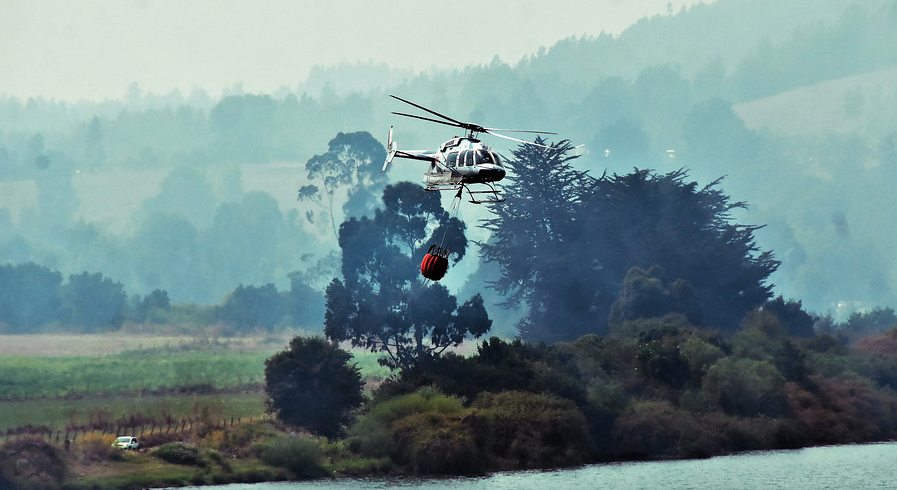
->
[169,442,897,490]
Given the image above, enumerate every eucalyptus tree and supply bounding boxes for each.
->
[324,182,491,370]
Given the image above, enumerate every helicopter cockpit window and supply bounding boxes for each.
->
[477,150,494,165]
[459,150,470,167]
[446,152,458,167]
[489,151,502,167]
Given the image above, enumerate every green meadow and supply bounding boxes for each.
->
[0,335,391,434]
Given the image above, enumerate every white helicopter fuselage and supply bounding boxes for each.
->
[422,137,506,188]
[382,130,505,191]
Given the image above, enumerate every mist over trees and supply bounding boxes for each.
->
[1,0,897,336]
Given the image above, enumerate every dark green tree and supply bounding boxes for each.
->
[761,296,816,338]
[583,168,778,334]
[264,336,364,438]
[217,283,284,332]
[0,263,62,332]
[129,289,171,324]
[60,271,127,331]
[482,141,778,342]
[324,182,491,370]
[479,138,589,343]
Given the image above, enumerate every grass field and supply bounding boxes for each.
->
[0,392,266,433]
[0,333,392,435]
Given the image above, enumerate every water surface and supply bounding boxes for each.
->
[168,442,897,490]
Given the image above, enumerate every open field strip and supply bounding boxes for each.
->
[0,392,266,433]
[0,333,393,434]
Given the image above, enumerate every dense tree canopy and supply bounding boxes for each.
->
[59,271,126,331]
[481,141,779,342]
[325,182,491,370]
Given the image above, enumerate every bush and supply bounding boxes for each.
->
[472,390,594,469]
[702,357,789,417]
[256,435,329,479]
[0,438,66,490]
[389,412,483,475]
[75,432,119,463]
[787,375,897,443]
[349,386,466,458]
[152,442,206,467]
[612,400,715,459]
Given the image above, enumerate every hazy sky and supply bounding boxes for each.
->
[2,0,709,102]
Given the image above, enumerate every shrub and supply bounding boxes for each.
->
[256,435,329,479]
[787,375,897,443]
[152,442,206,467]
[702,357,789,417]
[389,412,483,475]
[472,391,594,469]
[349,386,466,458]
[0,437,66,490]
[612,400,715,459]
[75,432,119,463]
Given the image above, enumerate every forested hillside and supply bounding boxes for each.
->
[2,0,897,332]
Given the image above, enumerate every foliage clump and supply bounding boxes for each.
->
[255,435,329,479]
[0,438,67,490]
[152,441,206,467]
[264,336,364,438]
[472,391,594,469]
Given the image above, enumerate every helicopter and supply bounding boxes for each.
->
[380,95,558,203]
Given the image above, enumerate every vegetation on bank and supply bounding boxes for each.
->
[355,314,897,469]
[4,304,897,489]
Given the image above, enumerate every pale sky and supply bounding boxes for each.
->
[1,0,710,102]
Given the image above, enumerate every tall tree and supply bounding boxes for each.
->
[324,182,491,370]
[482,141,779,342]
[298,131,388,238]
[479,138,592,343]
[583,169,779,333]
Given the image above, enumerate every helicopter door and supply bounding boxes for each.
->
[446,152,458,167]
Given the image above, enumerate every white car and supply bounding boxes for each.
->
[112,436,139,450]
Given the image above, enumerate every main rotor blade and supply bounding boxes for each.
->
[485,130,560,150]
[485,127,558,135]
[390,95,466,126]
[391,112,464,129]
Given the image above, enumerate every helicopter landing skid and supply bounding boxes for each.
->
[463,183,504,204]
[424,183,504,204]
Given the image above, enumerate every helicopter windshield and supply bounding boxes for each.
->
[457,149,502,167]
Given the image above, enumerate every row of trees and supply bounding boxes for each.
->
[265,312,897,471]
[0,262,323,333]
